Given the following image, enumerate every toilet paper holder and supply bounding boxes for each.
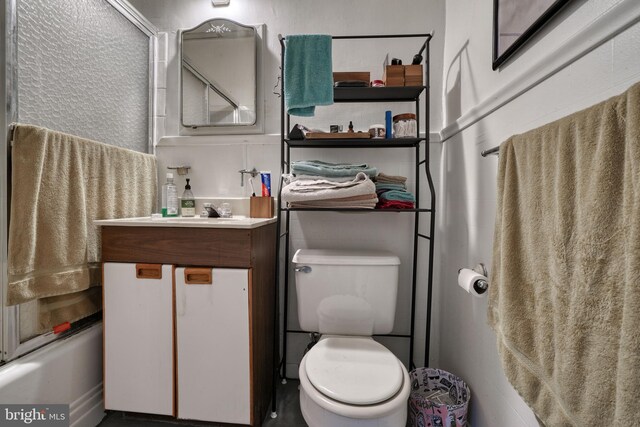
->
[458,263,489,294]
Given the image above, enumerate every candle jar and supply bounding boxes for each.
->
[368,124,386,139]
[392,113,417,138]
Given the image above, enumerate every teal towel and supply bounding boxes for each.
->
[292,160,377,178]
[284,35,334,117]
[375,183,407,191]
[380,190,416,203]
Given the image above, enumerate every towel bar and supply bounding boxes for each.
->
[278,31,434,45]
[481,146,500,157]
[8,122,16,146]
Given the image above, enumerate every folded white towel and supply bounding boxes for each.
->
[285,173,356,184]
[281,172,375,202]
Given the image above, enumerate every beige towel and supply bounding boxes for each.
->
[374,172,407,184]
[489,83,640,426]
[289,194,378,209]
[8,124,157,330]
[38,287,103,331]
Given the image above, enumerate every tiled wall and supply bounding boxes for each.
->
[155,135,281,199]
[154,32,168,142]
[156,133,442,377]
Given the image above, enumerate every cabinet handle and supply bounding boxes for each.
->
[184,268,212,285]
[136,264,162,280]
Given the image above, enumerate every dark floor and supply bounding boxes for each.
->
[98,379,306,427]
[263,379,307,427]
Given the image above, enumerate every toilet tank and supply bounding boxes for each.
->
[293,249,400,336]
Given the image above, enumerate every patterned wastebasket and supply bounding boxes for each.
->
[409,368,470,427]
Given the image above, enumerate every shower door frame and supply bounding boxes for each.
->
[0,0,158,363]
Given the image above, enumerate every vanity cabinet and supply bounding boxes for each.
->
[101,222,276,426]
[103,263,174,416]
[175,266,250,424]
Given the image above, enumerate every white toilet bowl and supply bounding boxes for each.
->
[298,336,410,427]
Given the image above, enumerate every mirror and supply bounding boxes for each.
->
[180,19,258,128]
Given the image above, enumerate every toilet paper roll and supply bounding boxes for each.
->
[457,268,488,297]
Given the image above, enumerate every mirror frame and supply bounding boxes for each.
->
[492,0,572,70]
[178,19,264,134]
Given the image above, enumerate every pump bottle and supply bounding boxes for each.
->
[181,178,196,217]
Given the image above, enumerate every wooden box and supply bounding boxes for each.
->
[333,71,370,84]
[404,64,423,86]
[250,196,274,218]
[383,65,404,87]
[306,132,370,139]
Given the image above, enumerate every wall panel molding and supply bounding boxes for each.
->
[441,0,640,142]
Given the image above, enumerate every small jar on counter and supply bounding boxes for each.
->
[393,113,417,138]
[368,124,386,139]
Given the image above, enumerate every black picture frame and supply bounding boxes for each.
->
[493,0,572,70]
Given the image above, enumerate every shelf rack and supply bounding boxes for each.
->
[272,32,435,415]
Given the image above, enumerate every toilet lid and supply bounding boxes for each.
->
[304,337,404,405]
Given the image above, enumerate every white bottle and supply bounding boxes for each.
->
[162,173,178,217]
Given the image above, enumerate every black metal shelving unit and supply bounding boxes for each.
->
[271,32,435,416]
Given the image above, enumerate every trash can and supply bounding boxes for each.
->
[409,368,470,427]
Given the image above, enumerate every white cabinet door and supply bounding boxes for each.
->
[103,263,174,416]
[175,267,251,424]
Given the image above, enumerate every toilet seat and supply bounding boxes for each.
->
[304,336,404,405]
[299,339,410,423]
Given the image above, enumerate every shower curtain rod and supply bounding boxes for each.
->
[481,145,500,157]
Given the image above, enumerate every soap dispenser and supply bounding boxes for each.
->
[181,178,196,217]
[162,173,178,217]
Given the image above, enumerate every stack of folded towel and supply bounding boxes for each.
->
[291,160,377,179]
[281,160,378,209]
[375,173,415,209]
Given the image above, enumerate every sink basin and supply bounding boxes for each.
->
[158,216,244,223]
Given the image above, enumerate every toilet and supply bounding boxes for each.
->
[293,249,410,427]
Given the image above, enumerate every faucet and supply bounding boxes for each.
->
[239,168,259,187]
[202,203,220,218]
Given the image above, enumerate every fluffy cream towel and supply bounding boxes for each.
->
[8,124,157,329]
[489,82,640,426]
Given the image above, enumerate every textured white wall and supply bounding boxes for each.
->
[438,0,640,425]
